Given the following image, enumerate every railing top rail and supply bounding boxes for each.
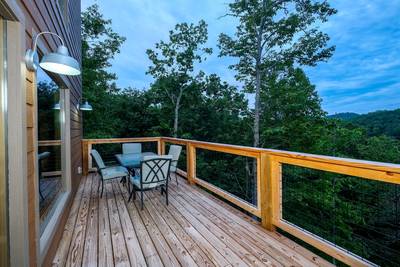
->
[162,137,400,175]
[38,140,62,146]
[265,149,400,175]
[82,137,161,144]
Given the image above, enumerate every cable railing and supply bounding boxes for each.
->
[81,136,400,266]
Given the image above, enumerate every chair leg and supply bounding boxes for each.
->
[101,179,104,198]
[128,186,135,202]
[120,176,126,186]
[141,191,144,210]
[166,187,169,206]
[175,172,179,186]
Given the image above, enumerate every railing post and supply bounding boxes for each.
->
[82,140,89,176]
[88,143,93,171]
[158,138,165,155]
[260,152,278,231]
[187,142,196,185]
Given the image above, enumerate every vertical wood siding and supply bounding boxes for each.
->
[12,0,82,265]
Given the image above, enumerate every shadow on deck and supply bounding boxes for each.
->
[52,174,333,266]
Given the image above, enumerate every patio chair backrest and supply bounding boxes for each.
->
[122,143,142,154]
[168,145,182,172]
[91,149,106,169]
[140,155,172,188]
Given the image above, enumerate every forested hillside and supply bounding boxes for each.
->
[332,109,400,139]
[79,3,400,266]
[328,112,359,120]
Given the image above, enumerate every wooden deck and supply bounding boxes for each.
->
[52,174,333,267]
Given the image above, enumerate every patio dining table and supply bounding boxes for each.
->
[115,152,157,170]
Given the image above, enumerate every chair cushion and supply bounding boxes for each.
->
[101,166,128,180]
[130,174,166,189]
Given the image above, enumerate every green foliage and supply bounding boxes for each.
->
[218,0,336,147]
[81,4,126,138]
[146,20,212,137]
[219,0,336,89]
[260,67,326,151]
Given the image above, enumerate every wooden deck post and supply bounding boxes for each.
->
[187,143,196,185]
[260,153,279,231]
[158,138,165,155]
[82,140,89,176]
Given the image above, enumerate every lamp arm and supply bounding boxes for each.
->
[32,31,65,51]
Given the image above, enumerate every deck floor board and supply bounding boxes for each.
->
[53,174,334,267]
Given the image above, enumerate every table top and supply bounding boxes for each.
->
[115,152,156,168]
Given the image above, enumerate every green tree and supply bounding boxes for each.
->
[81,4,126,138]
[146,20,212,137]
[218,0,336,148]
[260,67,326,151]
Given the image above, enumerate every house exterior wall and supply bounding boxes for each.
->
[1,1,82,266]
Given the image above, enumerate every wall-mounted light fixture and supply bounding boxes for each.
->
[25,31,81,76]
[52,102,61,110]
[78,100,93,111]
[53,99,92,111]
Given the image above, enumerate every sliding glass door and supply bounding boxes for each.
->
[36,68,64,235]
[0,18,8,267]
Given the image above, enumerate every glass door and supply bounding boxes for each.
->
[0,18,8,267]
[36,68,64,235]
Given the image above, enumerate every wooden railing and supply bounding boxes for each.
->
[38,140,62,146]
[82,137,400,266]
[38,140,62,175]
[82,137,162,174]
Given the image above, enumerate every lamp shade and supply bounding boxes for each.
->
[79,101,92,111]
[52,102,61,110]
[39,45,81,76]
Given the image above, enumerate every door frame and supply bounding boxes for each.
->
[4,5,31,267]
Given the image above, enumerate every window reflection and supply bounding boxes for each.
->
[37,68,63,234]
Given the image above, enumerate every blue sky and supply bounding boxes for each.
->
[82,0,400,115]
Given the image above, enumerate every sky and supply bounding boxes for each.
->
[81,0,400,115]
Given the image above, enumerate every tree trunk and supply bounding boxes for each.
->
[251,21,264,206]
[173,99,180,138]
[254,67,261,148]
[173,88,183,137]
[248,64,262,206]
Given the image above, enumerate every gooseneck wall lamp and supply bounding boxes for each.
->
[78,100,93,111]
[53,99,93,111]
[52,102,61,110]
[25,31,81,76]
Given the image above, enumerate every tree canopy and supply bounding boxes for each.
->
[146,20,212,137]
[218,0,336,147]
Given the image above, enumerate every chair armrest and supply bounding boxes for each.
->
[105,164,123,168]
